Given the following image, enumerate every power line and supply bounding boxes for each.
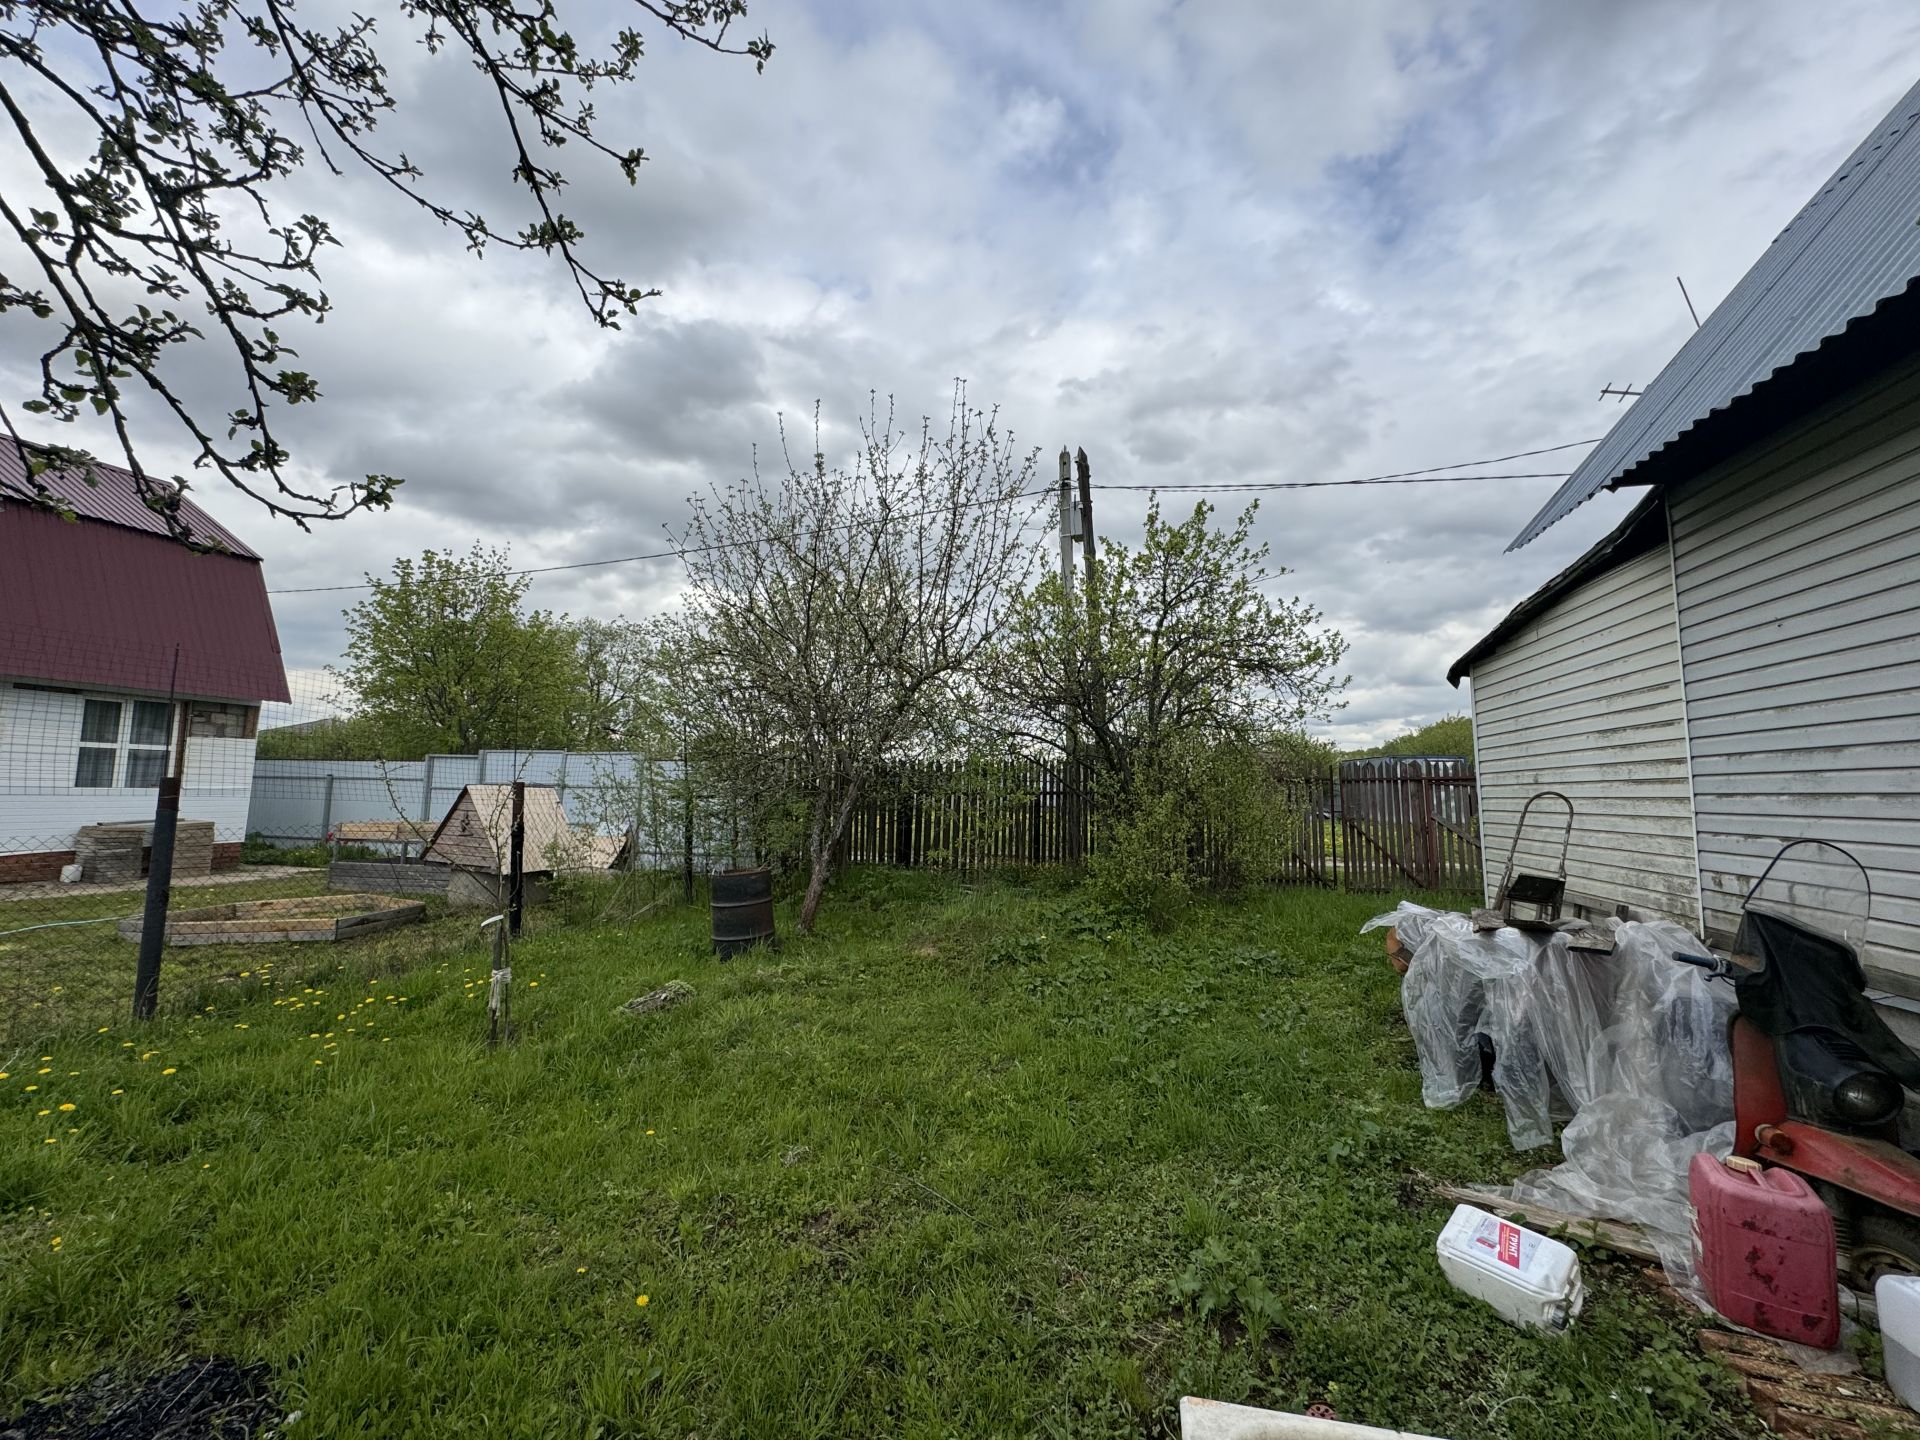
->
[1090,470,1571,494]
[266,437,1603,595]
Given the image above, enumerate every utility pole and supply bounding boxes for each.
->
[1075,447,1097,601]
[1057,448,1076,604]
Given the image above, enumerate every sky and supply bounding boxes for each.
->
[7,1,1920,743]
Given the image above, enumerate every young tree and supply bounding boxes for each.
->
[986,497,1347,918]
[0,1,770,540]
[676,389,1042,933]
[336,544,583,754]
[987,496,1348,794]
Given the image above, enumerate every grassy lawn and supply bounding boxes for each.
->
[0,871,1760,1438]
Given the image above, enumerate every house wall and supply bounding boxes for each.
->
[0,681,259,865]
[1466,543,1700,926]
[1667,356,1920,993]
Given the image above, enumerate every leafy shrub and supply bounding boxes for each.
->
[1172,1236,1287,1338]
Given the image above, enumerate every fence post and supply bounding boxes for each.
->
[133,697,189,1020]
[508,779,525,938]
[319,773,335,851]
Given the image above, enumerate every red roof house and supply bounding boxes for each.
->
[0,449,290,881]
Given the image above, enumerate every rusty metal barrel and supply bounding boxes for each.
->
[709,867,775,957]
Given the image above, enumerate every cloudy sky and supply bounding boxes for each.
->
[10,1,1920,742]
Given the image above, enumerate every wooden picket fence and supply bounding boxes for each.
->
[833,757,1480,893]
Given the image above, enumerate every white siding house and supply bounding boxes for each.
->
[1667,355,1920,990]
[1455,504,1700,928]
[1458,78,1920,999]
[0,451,289,881]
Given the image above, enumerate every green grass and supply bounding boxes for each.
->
[0,871,1758,1438]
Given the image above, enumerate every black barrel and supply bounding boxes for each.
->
[710,867,776,957]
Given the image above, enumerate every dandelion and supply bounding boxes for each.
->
[39,1056,50,1062]
[314,1059,324,1066]
[576,1266,587,1274]
[50,1237,61,1248]
[36,1109,50,1117]
[646,1129,655,1136]
[111,1089,124,1096]
[37,1067,51,1075]
[235,1023,249,1030]
[24,1085,38,1092]
[0,1072,7,1079]
[528,981,538,989]
[97,1027,109,1034]
[201,1163,211,1169]
[43,1137,56,1145]
[57,1103,74,1112]
[121,1041,133,1048]
[161,1067,177,1075]
[635,1294,649,1307]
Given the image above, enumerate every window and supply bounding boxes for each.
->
[126,701,173,788]
[75,699,121,787]
[71,697,174,788]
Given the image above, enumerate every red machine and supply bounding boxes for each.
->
[1678,843,1920,1287]
[1690,1152,1840,1346]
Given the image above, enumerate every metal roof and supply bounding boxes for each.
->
[1511,79,1920,550]
[0,444,259,557]
[1451,493,1666,685]
[0,504,289,702]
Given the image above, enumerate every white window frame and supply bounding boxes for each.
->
[72,695,176,790]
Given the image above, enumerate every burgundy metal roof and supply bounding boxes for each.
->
[0,444,259,557]
[0,505,290,702]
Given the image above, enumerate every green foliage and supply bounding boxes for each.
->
[252,713,399,762]
[1173,1236,1288,1337]
[335,545,587,756]
[238,835,382,868]
[1347,714,1476,761]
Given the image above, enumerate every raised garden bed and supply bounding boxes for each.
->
[117,893,426,946]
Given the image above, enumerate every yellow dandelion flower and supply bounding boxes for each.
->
[43,1137,56,1145]
[111,1089,124,1096]
[201,1162,211,1169]
[36,1109,50,1117]
[37,1067,51,1075]
[314,1059,324,1066]
[0,1072,8,1079]
[576,1266,587,1274]
[635,1294,649,1307]
[161,1067,177,1075]
[97,1026,109,1034]
[646,1129,655,1136]
[57,1103,75,1112]
[39,1056,50,1062]
[24,1085,38,1092]
[50,1236,61,1247]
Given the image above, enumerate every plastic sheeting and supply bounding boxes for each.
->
[1364,903,1737,1283]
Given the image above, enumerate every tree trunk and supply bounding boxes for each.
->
[795,778,863,935]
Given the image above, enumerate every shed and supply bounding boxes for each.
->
[423,784,621,907]
[1455,78,1920,1001]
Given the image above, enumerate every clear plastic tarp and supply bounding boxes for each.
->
[1364,903,1736,1283]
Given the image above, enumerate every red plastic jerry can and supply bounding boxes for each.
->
[1689,1152,1840,1349]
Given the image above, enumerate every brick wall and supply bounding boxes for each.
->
[0,850,76,884]
[211,842,242,871]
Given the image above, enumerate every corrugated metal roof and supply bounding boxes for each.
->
[0,444,259,557]
[0,504,289,702]
[1511,79,1920,550]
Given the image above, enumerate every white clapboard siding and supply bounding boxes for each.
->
[1669,356,1920,992]
[1467,543,1700,926]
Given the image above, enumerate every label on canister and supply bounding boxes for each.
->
[1469,1213,1542,1271]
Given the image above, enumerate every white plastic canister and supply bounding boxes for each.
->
[1877,1274,1920,1412]
[1435,1204,1584,1332]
